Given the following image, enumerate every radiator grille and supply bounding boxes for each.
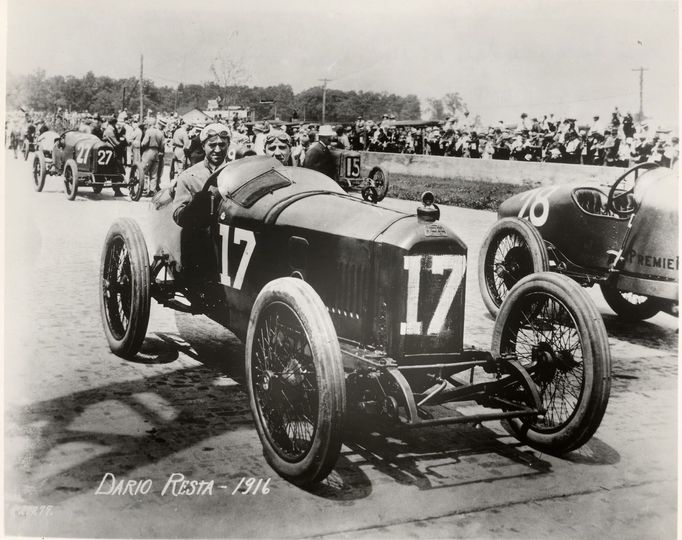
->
[330,262,368,319]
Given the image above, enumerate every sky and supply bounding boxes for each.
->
[4,0,679,127]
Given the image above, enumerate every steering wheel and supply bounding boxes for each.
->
[606,162,659,216]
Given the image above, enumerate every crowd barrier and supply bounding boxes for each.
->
[359,151,627,187]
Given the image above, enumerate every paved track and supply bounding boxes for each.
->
[4,152,678,538]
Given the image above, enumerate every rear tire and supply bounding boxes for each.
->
[99,218,151,358]
[33,153,46,192]
[478,217,549,317]
[492,272,611,454]
[246,277,346,486]
[600,284,662,321]
[92,185,103,194]
[64,159,79,201]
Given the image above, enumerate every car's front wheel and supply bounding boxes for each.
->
[478,217,549,317]
[493,272,611,454]
[369,166,389,201]
[600,284,663,321]
[246,277,346,486]
[63,159,79,201]
[100,218,151,358]
[128,163,145,201]
[33,153,46,192]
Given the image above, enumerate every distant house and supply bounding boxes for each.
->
[204,105,249,121]
[181,108,211,126]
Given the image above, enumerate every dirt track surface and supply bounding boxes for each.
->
[4,152,678,538]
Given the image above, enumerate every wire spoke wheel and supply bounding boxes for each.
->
[369,166,389,201]
[252,303,318,461]
[488,232,533,305]
[246,277,345,486]
[102,237,133,340]
[493,272,610,454]
[501,292,584,431]
[99,218,150,358]
[478,218,549,317]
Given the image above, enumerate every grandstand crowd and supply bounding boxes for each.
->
[5,105,679,169]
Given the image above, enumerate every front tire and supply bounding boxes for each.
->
[492,272,611,454]
[246,277,346,486]
[33,153,46,192]
[369,166,389,201]
[64,159,79,201]
[478,217,549,316]
[128,163,145,201]
[99,218,151,358]
[600,284,662,321]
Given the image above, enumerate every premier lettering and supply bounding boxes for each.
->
[626,249,678,271]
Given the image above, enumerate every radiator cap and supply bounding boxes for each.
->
[417,191,440,223]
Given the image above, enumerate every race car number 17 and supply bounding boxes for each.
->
[219,225,256,290]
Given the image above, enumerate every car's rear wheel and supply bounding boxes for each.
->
[92,185,103,194]
[369,166,389,201]
[600,284,663,321]
[128,163,145,201]
[100,218,151,358]
[478,217,549,317]
[63,159,79,201]
[493,272,611,454]
[246,277,346,486]
[33,153,46,192]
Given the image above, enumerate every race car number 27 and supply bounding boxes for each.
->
[219,225,256,290]
[401,254,466,335]
[517,187,559,227]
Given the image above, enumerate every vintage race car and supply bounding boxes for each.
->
[32,130,127,201]
[330,149,389,202]
[478,163,678,321]
[100,155,611,486]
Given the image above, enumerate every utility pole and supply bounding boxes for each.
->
[319,78,332,124]
[139,54,144,121]
[631,66,648,122]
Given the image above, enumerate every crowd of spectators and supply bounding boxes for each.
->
[339,109,679,169]
[6,105,679,170]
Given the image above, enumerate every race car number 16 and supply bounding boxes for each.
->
[219,225,256,290]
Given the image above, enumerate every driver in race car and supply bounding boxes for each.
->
[263,130,295,165]
[172,122,230,228]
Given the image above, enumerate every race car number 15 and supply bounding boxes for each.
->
[344,156,361,178]
[219,225,256,290]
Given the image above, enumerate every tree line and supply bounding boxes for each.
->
[6,69,435,123]
[7,69,471,124]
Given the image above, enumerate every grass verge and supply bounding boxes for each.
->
[387,173,529,211]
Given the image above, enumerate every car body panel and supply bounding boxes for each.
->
[497,164,678,301]
[147,155,467,362]
[53,131,125,183]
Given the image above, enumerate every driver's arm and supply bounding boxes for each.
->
[172,171,213,228]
